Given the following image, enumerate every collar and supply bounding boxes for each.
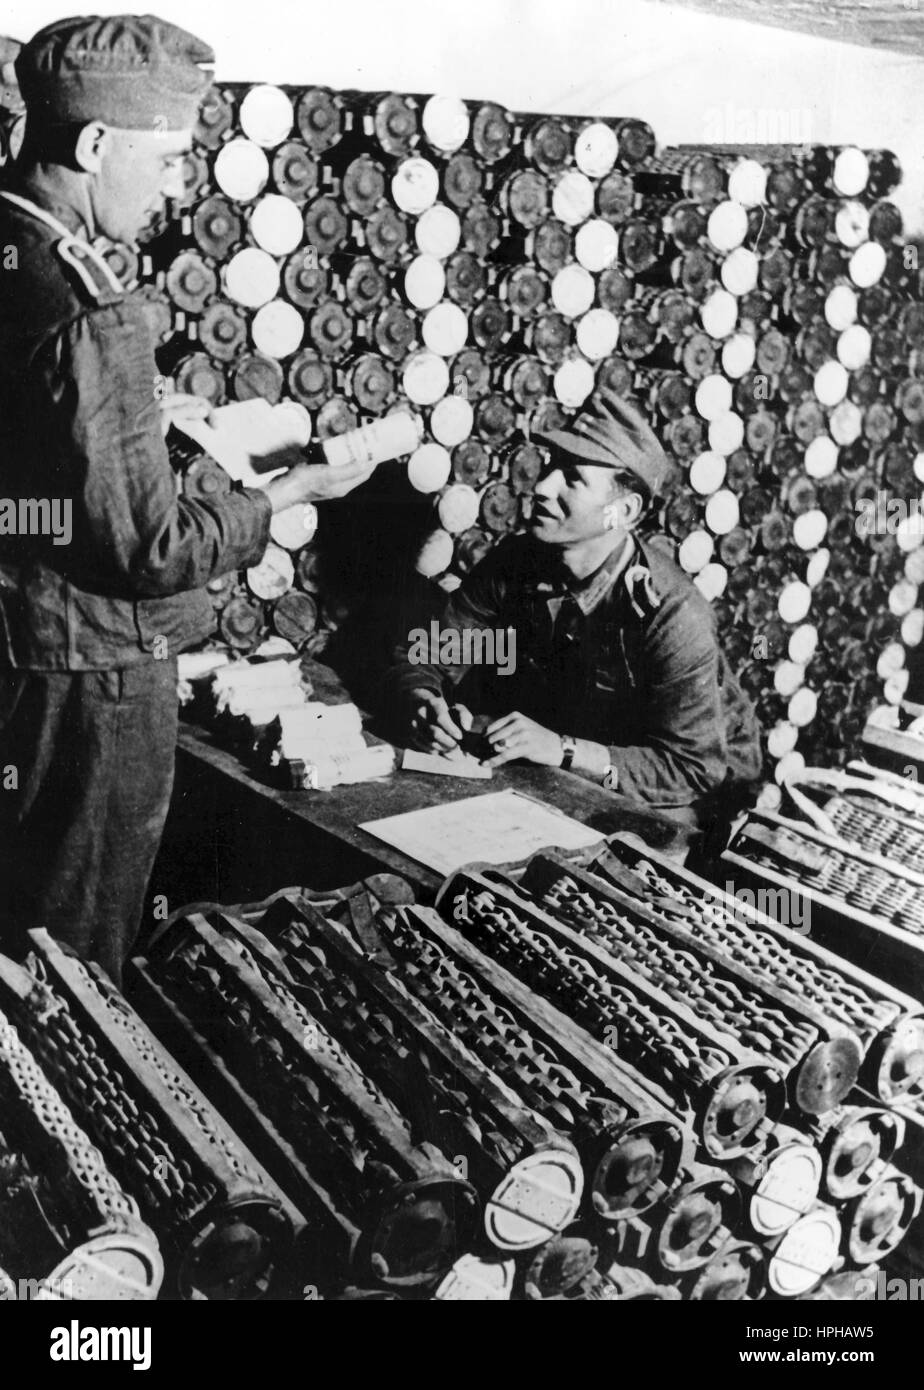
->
[5,177,92,241]
[537,534,636,616]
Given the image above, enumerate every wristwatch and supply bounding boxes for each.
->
[559,734,576,771]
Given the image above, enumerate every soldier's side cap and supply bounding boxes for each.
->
[15,14,214,131]
[532,386,679,497]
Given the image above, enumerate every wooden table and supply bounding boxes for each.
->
[152,722,692,909]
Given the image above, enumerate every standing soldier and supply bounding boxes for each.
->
[0,15,373,982]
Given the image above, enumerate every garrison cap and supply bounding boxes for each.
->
[15,14,214,131]
[533,387,679,498]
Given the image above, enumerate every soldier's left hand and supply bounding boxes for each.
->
[484,711,563,768]
[158,392,214,437]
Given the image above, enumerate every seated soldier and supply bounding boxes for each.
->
[384,389,763,826]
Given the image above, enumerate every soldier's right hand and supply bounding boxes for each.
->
[407,690,472,753]
[264,458,377,512]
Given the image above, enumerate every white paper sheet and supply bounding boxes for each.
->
[176,399,307,488]
[359,789,603,875]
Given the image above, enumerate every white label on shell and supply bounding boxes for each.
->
[779,580,812,624]
[247,544,295,599]
[690,451,727,495]
[774,750,806,786]
[695,374,732,422]
[707,200,748,252]
[214,139,270,202]
[423,302,469,356]
[803,435,838,479]
[575,122,619,178]
[416,204,462,259]
[415,527,455,577]
[250,194,304,256]
[768,721,799,758]
[902,609,924,646]
[408,442,453,493]
[552,170,595,226]
[896,513,924,553]
[774,660,806,697]
[575,219,619,272]
[722,333,756,379]
[708,411,745,457]
[431,395,474,447]
[252,300,305,358]
[422,95,470,152]
[890,578,920,617]
[678,530,714,574]
[694,562,727,600]
[551,264,596,318]
[701,289,738,340]
[906,548,924,585]
[849,241,887,289]
[814,360,849,407]
[554,357,596,407]
[576,308,620,360]
[835,200,870,249]
[805,548,830,589]
[837,324,872,371]
[403,351,451,405]
[721,247,759,296]
[270,502,319,549]
[705,489,739,534]
[833,147,869,197]
[788,687,818,728]
[829,401,862,446]
[885,670,911,703]
[405,255,446,309]
[824,284,858,331]
[793,509,828,551]
[727,159,767,208]
[392,158,440,215]
[224,247,281,308]
[877,642,907,678]
[239,85,294,148]
[438,483,481,533]
[788,624,818,664]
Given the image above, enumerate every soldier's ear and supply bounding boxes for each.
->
[74,122,110,175]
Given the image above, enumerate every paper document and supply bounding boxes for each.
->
[360,789,602,875]
[177,399,309,488]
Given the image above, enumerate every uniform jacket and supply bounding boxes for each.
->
[0,184,272,670]
[386,530,764,809]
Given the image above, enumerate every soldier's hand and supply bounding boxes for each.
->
[407,690,470,754]
[484,711,563,768]
[264,459,377,511]
[158,392,213,437]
